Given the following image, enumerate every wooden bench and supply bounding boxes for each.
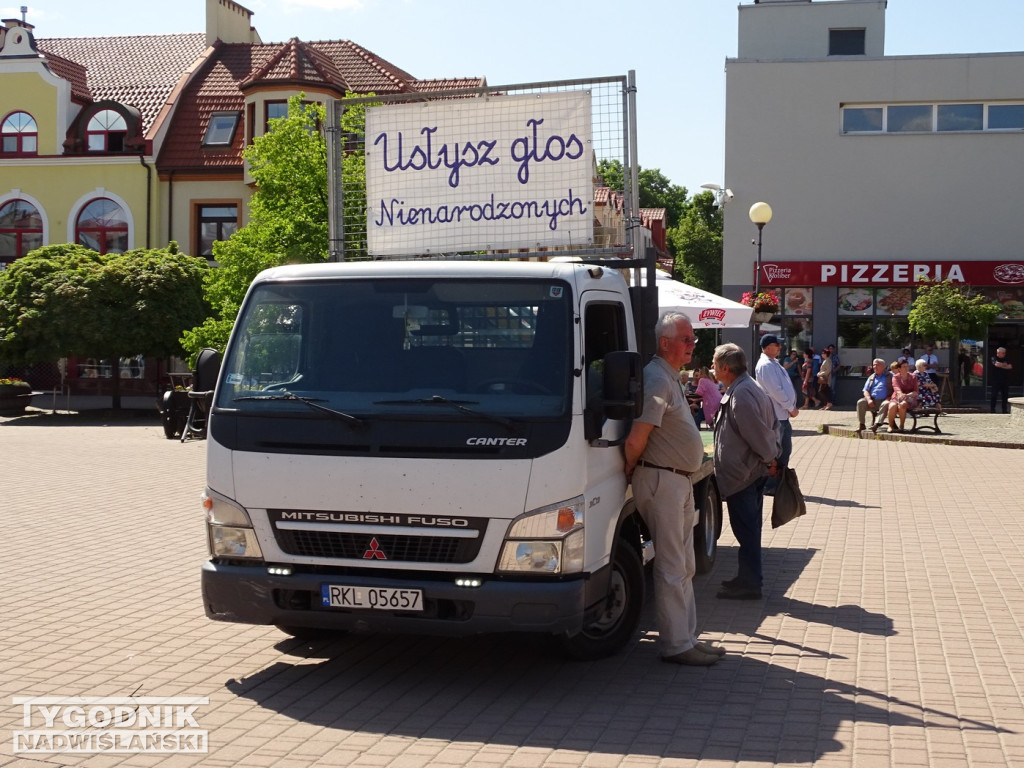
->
[907,407,942,434]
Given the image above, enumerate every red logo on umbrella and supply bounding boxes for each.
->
[363,537,387,560]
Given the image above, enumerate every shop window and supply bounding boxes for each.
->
[837,288,920,377]
[0,199,43,263]
[197,203,239,258]
[86,109,128,152]
[76,198,128,254]
[769,288,813,355]
[203,113,240,146]
[1,111,37,155]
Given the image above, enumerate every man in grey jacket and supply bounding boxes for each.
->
[712,343,780,600]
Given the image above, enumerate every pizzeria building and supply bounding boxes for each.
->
[719,0,1024,405]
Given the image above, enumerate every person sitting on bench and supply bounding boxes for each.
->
[886,359,918,433]
[914,359,941,412]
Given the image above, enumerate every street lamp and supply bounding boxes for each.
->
[748,201,773,354]
[748,201,772,296]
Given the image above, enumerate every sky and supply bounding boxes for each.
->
[8,0,1024,197]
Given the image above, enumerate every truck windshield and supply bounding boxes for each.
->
[217,277,574,419]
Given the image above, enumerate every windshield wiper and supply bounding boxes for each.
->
[374,394,517,431]
[234,392,365,425]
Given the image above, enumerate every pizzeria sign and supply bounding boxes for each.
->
[759,261,1024,287]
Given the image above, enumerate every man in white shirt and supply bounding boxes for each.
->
[755,334,798,495]
[921,344,940,384]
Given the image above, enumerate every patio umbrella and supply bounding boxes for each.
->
[646,270,753,328]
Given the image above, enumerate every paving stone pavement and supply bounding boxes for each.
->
[2,407,1024,767]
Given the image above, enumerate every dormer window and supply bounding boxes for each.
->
[87,109,128,152]
[2,111,37,155]
[203,112,240,146]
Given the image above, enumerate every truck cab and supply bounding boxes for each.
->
[201,259,695,658]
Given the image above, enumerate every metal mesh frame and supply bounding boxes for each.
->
[326,73,639,262]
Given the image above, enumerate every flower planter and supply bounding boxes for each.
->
[0,383,32,415]
[751,312,774,324]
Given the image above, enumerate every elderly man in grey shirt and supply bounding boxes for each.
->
[625,312,724,666]
[712,343,780,600]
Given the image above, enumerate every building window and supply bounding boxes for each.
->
[265,101,288,132]
[829,28,865,56]
[76,198,128,254]
[887,105,932,133]
[86,110,128,152]
[937,103,983,132]
[0,199,43,263]
[989,104,1024,130]
[1,111,37,155]
[197,204,239,257]
[836,287,918,376]
[842,107,882,133]
[843,100,1024,135]
[203,112,240,146]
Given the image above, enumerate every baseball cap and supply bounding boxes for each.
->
[759,333,781,349]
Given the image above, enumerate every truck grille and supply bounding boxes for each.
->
[274,529,482,564]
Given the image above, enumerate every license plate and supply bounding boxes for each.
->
[321,584,424,612]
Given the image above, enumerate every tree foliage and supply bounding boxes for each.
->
[595,159,689,229]
[0,242,208,407]
[668,190,722,294]
[182,93,375,358]
[908,280,1001,342]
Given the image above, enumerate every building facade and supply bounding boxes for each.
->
[0,0,482,392]
[721,0,1024,403]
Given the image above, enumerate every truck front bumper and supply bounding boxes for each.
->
[201,560,596,636]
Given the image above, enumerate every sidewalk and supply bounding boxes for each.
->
[793,402,1024,449]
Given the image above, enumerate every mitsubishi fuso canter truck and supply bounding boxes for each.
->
[200,258,722,659]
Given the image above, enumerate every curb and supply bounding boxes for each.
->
[821,423,1024,450]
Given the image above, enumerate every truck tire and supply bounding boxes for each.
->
[693,479,721,574]
[558,541,644,661]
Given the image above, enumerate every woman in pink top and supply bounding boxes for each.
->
[886,359,919,432]
[691,366,723,428]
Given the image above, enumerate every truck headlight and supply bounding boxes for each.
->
[203,489,263,560]
[497,497,584,575]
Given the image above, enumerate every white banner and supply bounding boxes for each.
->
[366,91,593,256]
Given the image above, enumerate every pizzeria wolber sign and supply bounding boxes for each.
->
[759,261,1024,287]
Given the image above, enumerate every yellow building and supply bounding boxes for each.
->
[0,0,482,392]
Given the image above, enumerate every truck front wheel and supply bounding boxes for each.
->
[558,541,644,660]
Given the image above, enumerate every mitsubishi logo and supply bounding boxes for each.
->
[363,537,387,560]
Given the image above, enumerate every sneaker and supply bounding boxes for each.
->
[661,647,721,666]
[720,576,742,588]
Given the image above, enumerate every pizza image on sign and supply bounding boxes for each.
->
[993,264,1024,284]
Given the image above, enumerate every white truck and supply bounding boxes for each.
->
[200,73,723,659]
[200,258,722,659]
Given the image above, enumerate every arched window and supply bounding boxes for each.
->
[86,109,127,152]
[1,111,37,155]
[76,198,128,254]
[0,199,42,263]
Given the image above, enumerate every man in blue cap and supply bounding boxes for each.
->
[754,333,798,495]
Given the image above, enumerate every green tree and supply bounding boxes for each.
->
[595,159,689,229]
[909,279,1000,341]
[182,93,376,358]
[0,242,208,408]
[667,190,722,295]
[909,279,1000,395]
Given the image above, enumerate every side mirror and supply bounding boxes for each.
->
[602,350,643,420]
